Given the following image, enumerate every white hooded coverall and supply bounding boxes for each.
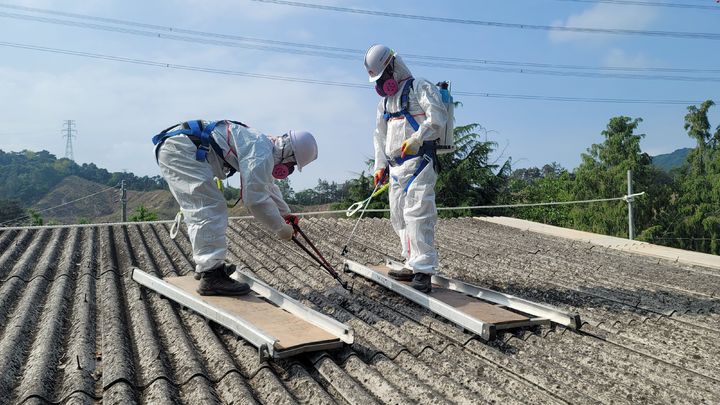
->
[373,56,448,274]
[156,121,290,273]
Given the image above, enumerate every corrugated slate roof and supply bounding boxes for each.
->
[0,217,718,404]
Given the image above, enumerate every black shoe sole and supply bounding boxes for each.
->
[410,284,431,293]
[197,288,251,296]
[388,272,414,281]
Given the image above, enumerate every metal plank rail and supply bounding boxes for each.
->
[344,260,496,340]
[345,259,582,339]
[133,268,353,359]
[382,259,580,329]
[232,271,354,344]
[430,272,582,329]
[133,268,278,356]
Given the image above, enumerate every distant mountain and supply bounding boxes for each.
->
[0,149,165,207]
[34,175,253,224]
[34,175,180,223]
[652,148,692,172]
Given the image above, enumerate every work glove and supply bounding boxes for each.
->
[277,223,294,241]
[400,136,422,159]
[283,214,300,226]
[373,167,388,187]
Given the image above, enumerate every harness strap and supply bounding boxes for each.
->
[152,120,236,176]
[387,141,436,167]
[403,155,432,193]
[382,79,418,131]
[379,79,438,192]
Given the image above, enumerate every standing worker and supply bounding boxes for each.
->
[364,44,448,293]
[152,120,317,296]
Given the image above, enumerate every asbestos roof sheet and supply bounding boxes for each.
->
[0,217,718,404]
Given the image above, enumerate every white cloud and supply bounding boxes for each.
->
[0,51,374,190]
[549,4,659,44]
[603,48,656,68]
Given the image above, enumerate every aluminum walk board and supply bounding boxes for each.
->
[132,268,353,359]
[384,259,580,329]
[344,260,580,340]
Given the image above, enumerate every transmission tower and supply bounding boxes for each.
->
[62,120,77,161]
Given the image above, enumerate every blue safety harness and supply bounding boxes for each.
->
[382,79,437,192]
[152,120,246,176]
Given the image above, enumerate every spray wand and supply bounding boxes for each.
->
[341,169,389,257]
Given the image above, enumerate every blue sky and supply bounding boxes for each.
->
[1,0,718,191]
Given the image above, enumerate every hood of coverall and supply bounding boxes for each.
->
[390,54,413,84]
[272,135,294,166]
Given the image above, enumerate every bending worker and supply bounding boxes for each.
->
[364,44,447,293]
[152,120,318,296]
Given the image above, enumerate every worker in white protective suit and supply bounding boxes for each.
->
[152,120,318,296]
[365,44,447,293]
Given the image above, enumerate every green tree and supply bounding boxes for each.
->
[331,171,389,218]
[129,205,158,222]
[435,123,510,217]
[571,116,673,238]
[503,163,575,226]
[275,178,295,203]
[0,149,166,207]
[0,199,25,225]
[28,209,44,226]
[666,100,720,253]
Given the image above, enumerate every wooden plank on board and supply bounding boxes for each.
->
[369,265,530,325]
[165,276,338,350]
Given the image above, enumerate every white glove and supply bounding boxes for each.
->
[276,223,294,241]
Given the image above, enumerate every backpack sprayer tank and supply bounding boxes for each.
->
[436,81,455,155]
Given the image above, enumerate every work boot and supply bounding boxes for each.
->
[410,273,432,293]
[194,262,236,280]
[197,265,251,296]
[388,267,413,281]
[388,260,414,281]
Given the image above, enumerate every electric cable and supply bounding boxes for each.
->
[0,41,704,105]
[0,184,120,226]
[549,0,720,11]
[2,5,719,77]
[287,192,647,217]
[250,0,720,40]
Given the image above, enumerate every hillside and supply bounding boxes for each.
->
[33,176,179,224]
[31,176,262,224]
[652,147,691,172]
[0,149,165,207]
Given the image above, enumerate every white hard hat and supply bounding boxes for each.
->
[288,130,318,171]
[364,44,395,82]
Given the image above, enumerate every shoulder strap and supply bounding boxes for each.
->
[400,79,419,131]
[400,78,414,113]
[383,79,416,123]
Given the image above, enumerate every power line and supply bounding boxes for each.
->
[250,0,720,40]
[0,184,119,226]
[550,0,720,11]
[0,40,368,88]
[3,11,719,83]
[0,4,711,73]
[0,41,704,105]
[2,5,720,78]
[257,193,645,218]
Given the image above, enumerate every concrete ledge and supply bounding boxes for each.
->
[476,216,720,271]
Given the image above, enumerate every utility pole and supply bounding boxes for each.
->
[627,170,635,240]
[121,180,127,222]
[62,120,77,161]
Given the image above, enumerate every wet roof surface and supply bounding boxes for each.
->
[0,217,718,404]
